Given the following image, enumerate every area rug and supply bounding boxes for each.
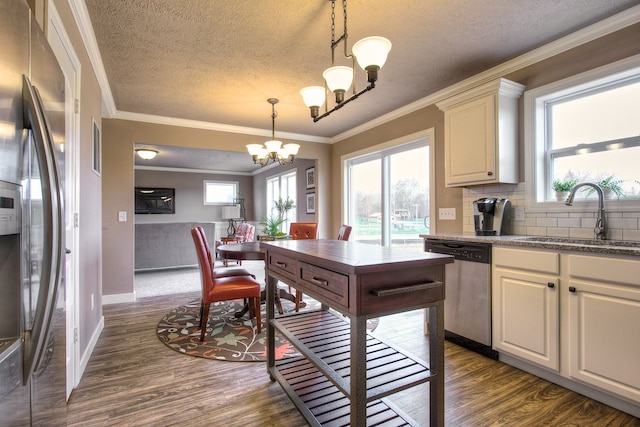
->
[157,299,378,362]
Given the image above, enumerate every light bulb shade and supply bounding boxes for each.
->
[221,205,240,219]
[323,66,353,93]
[257,147,269,160]
[246,144,263,156]
[264,140,282,152]
[135,149,158,160]
[300,86,326,108]
[282,143,300,156]
[352,36,392,70]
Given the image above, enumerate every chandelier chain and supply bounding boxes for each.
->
[299,0,391,122]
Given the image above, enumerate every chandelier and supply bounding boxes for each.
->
[246,98,300,167]
[300,0,392,122]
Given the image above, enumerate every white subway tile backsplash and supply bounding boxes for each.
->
[557,217,582,228]
[462,185,640,242]
[536,217,558,227]
[608,217,639,229]
[623,229,640,240]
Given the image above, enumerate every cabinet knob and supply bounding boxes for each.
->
[569,286,577,293]
[547,282,555,288]
[487,171,493,176]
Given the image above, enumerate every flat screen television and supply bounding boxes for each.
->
[135,187,175,214]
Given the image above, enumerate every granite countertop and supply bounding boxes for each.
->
[420,234,640,257]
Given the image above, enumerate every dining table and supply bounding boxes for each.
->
[216,241,305,314]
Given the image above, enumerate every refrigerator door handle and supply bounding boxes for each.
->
[21,75,65,383]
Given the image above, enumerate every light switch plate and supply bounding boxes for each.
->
[118,211,127,222]
[438,208,456,220]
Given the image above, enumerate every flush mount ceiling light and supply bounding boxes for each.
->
[246,98,300,167]
[300,0,391,122]
[135,148,158,160]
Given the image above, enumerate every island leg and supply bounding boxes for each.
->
[266,273,276,378]
[350,315,368,426]
[428,301,445,426]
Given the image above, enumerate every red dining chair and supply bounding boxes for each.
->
[337,224,352,241]
[192,226,255,280]
[289,222,318,311]
[192,227,261,341]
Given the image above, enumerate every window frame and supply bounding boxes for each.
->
[266,169,297,231]
[203,180,238,205]
[342,129,435,247]
[524,54,640,212]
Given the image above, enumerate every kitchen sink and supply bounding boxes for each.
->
[513,236,640,248]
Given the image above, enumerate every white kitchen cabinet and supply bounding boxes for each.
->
[567,254,640,402]
[493,245,640,417]
[436,78,524,187]
[492,247,560,370]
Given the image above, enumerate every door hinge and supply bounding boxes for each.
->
[74,328,78,343]
[74,212,79,228]
[74,99,79,114]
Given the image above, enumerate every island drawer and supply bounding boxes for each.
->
[298,261,349,307]
[267,252,296,282]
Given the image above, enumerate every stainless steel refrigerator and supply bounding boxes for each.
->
[0,0,67,425]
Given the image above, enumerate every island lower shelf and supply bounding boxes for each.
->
[269,309,433,426]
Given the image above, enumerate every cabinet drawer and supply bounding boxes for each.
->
[267,252,296,282]
[494,246,559,275]
[299,261,349,307]
[569,254,640,286]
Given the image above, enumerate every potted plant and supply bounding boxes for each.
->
[552,178,577,201]
[583,175,625,199]
[259,197,294,239]
[259,216,286,239]
[274,197,294,224]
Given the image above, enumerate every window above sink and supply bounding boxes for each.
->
[524,55,640,212]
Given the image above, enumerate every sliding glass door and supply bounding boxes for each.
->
[346,140,430,251]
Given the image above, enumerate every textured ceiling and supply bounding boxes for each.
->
[83,0,639,172]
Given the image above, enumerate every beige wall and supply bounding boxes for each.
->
[101,119,331,297]
[329,105,462,234]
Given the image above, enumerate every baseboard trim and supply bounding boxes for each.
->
[77,315,104,384]
[102,292,135,305]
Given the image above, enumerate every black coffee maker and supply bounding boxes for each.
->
[473,198,510,236]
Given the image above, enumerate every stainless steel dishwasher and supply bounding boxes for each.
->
[424,238,497,359]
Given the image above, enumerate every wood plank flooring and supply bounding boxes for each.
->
[65,292,640,426]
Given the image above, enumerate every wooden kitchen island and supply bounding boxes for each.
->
[262,240,453,426]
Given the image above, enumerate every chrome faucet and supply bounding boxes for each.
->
[565,182,607,240]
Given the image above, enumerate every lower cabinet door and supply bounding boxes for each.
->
[568,279,640,402]
[493,268,559,370]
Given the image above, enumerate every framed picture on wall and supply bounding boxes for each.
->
[306,192,316,214]
[92,118,101,176]
[305,167,315,189]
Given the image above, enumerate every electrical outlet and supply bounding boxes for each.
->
[118,211,127,222]
[438,207,456,220]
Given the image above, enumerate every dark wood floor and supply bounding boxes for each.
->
[65,292,640,426]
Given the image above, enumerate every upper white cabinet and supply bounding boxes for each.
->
[437,78,525,187]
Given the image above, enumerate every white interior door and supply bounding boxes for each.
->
[48,2,80,398]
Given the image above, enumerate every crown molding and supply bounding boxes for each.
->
[114,111,329,144]
[67,0,116,117]
[134,165,254,176]
[330,4,640,143]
